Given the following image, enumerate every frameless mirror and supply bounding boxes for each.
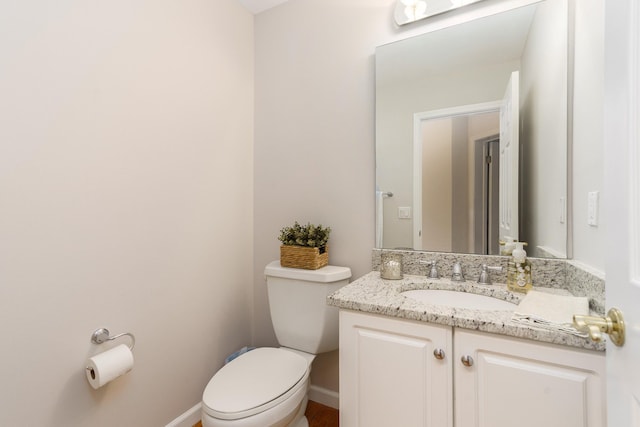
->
[376,0,570,258]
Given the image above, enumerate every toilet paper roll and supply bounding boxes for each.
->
[85,344,134,389]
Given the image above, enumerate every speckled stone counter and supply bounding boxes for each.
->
[371,249,606,314]
[328,271,605,352]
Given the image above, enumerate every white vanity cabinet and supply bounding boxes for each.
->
[454,329,606,427]
[339,310,453,427]
[339,310,606,427]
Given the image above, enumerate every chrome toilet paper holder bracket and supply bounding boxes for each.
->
[90,328,135,351]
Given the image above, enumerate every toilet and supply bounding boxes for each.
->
[201,260,351,427]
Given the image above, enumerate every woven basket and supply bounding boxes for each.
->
[280,245,329,270]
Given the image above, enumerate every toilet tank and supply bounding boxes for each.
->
[264,261,351,354]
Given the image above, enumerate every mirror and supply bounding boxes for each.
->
[376,0,569,259]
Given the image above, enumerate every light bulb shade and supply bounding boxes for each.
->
[396,0,483,26]
[403,0,427,20]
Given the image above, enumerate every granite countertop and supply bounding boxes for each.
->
[328,271,605,352]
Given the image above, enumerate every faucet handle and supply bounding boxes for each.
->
[477,264,503,285]
[451,262,465,282]
[419,260,440,279]
[428,261,440,279]
[425,260,440,279]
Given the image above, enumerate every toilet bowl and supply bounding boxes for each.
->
[202,348,311,427]
[201,261,351,427]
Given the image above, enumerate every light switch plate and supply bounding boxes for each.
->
[587,191,599,226]
[398,206,412,219]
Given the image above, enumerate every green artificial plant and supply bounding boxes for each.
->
[278,221,331,251]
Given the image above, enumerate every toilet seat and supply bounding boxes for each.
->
[202,347,309,421]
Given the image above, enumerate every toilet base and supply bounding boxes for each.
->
[294,416,309,427]
[291,396,309,427]
[202,391,310,427]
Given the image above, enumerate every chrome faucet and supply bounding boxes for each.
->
[451,262,465,282]
[477,264,504,285]
[419,260,440,279]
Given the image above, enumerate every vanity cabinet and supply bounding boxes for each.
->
[339,310,606,427]
[339,310,453,427]
[454,329,606,427]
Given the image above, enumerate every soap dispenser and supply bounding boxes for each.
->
[507,242,532,293]
[499,237,516,255]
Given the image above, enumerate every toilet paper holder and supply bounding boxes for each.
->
[90,328,136,351]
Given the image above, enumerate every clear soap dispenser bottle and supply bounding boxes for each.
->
[507,242,532,293]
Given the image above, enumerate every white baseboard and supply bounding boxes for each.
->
[166,402,201,427]
[308,385,339,410]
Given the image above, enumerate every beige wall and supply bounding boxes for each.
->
[0,1,254,425]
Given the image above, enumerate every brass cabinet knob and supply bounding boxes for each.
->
[573,308,625,347]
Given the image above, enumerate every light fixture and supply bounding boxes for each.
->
[395,0,485,26]
[401,0,427,21]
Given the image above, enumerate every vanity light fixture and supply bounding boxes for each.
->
[401,0,427,21]
[395,0,485,26]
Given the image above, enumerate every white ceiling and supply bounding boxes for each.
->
[237,0,291,14]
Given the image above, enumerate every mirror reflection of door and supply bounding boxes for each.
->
[416,109,500,254]
[474,134,500,255]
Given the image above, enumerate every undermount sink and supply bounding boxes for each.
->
[401,289,517,311]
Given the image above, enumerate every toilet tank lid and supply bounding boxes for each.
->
[264,261,351,282]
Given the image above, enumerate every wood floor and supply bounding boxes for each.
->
[193,400,339,427]
[305,400,339,426]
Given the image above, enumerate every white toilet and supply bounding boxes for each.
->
[201,260,351,427]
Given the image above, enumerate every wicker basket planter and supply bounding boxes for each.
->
[280,245,328,270]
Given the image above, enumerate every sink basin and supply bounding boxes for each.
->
[401,289,517,311]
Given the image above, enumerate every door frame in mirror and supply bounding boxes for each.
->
[412,101,502,250]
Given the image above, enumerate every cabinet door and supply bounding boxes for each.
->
[339,311,453,427]
[454,329,606,427]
